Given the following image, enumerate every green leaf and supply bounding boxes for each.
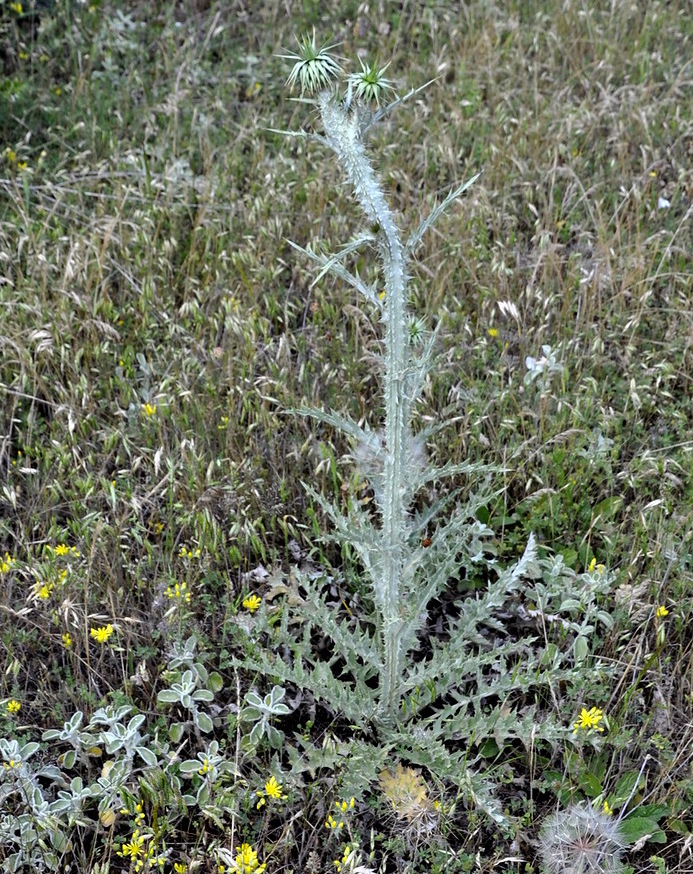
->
[179,760,201,774]
[611,770,642,806]
[195,711,213,733]
[620,815,666,845]
[244,691,264,709]
[157,690,180,705]
[478,738,500,758]
[168,722,185,743]
[266,724,284,749]
[668,818,690,835]
[137,746,158,767]
[577,770,602,798]
[249,721,266,745]
[636,804,669,818]
[196,781,210,807]
[63,749,77,769]
[207,672,223,693]
[591,495,623,522]
[573,635,589,665]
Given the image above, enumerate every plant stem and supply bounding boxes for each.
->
[318,93,412,716]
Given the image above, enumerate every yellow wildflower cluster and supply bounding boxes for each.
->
[6,700,21,715]
[573,706,605,734]
[10,2,23,13]
[1,553,15,574]
[164,581,191,604]
[334,846,352,872]
[198,757,213,776]
[62,632,73,649]
[142,403,157,417]
[120,801,146,826]
[256,774,287,809]
[325,797,355,829]
[656,605,669,618]
[90,624,114,644]
[587,557,605,574]
[179,546,201,559]
[117,827,166,871]
[33,569,67,601]
[228,843,266,874]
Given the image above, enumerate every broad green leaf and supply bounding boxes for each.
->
[611,770,642,806]
[208,672,223,693]
[168,722,185,743]
[195,711,213,733]
[137,746,158,767]
[620,815,666,845]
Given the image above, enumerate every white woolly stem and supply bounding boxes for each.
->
[318,93,411,716]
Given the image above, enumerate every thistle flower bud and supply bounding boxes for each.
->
[347,59,395,107]
[281,29,343,95]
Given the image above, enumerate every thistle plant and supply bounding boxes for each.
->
[253,37,608,818]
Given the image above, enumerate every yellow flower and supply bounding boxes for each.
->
[142,403,157,417]
[119,829,146,859]
[90,624,114,644]
[164,581,191,604]
[334,846,351,872]
[62,632,72,649]
[265,775,285,800]
[573,706,605,734]
[10,2,23,13]
[656,605,669,618]
[1,553,15,574]
[230,843,266,874]
[335,797,355,813]
[174,865,188,873]
[36,583,53,600]
[588,557,605,574]
[242,594,262,613]
[7,700,21,715]
[603,799,613,815]
[179,546,201,559]
[325,813,343,829]
[487,327,499,338]
[51,543,79,557]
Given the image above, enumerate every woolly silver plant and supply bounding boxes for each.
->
[251,36,588,820]
[538,804,626,874]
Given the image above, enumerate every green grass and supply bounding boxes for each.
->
[0,1,692,872]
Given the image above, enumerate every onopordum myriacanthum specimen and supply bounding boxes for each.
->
[246,36,598,820]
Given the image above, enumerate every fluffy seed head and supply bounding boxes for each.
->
[538,804,626,874]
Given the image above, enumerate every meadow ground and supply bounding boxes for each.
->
[0,1,692,872]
